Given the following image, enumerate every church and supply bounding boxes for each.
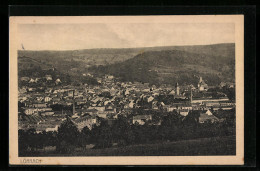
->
[197,77,208,91]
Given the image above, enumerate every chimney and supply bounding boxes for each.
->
[190,86,193,103]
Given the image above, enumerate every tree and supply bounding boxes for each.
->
[91,121,112,148]
[57,116,80,152]
[18,129,28,154]
[79,126,91,146]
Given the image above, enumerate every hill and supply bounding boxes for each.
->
[18,43,235,86]
[89,48,235,86]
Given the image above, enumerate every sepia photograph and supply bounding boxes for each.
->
[9,15,244,165]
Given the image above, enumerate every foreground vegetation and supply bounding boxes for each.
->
[19,110,235,156]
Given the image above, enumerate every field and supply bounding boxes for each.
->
[23,135,235,156]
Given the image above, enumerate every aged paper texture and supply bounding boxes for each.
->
[9,15,244,165]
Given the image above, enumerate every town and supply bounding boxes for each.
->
[18,72,236,155]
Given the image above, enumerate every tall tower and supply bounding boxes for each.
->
[190,86,193,103]
[175,82,180,96]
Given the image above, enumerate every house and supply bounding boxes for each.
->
[52,97,61,104]
[44,96,52,102]
[128,100,135,108]
[28,88,36,92]
[46,125,59,132]
[20,77,30,82]
[105,75,114,80]
[86,144,95,149]
[19,87,27,94]
[147,96,154,103]
[29,78,35,83]
[73,115,97,131]
[169,90,175,95]
[179,109,189,116]
[45,75,53,81]
[124,89,130,96]
[97,113,108,119]
[24,108,38,115]
[179,104,193,110]
[104,108,116,114]
[198,77,208,91]
[41,111,55,116]
[219,82,226,88]
[84,108,98,115]
[88,106,105,112]
[55,78,61,84]
[35,78,40,83]
[133,115,152,125]
[205,102,220,107]
[75,98,85,105]
[151,101,159,110]
[199,110,219,123]
[32,103,47,108]
[163,105,176,112]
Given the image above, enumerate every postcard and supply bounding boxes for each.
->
[9,15,244,165]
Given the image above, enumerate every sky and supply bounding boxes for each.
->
[17,23,235,50]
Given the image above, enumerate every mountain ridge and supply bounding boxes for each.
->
[18,43,235,86]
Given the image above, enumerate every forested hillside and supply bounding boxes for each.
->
[18,43,235,86]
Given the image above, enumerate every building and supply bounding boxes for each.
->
[45,75,53,81]
[20,77,30,82]
[29,78,35,83]
[73,115,97,131]
[191,97,229,104]
[55,78,61,84]
[41,111,55,116]
[163,105,176,112]
[178,109,189,116]
[198,77,208,91]
[24,108,38,115]
[44,96,52,102]
[32,103,47,108]
[46,125,59,132]
[199,110,219,123]
[132,115,152,125]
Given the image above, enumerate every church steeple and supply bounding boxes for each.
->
[175,82,180,95]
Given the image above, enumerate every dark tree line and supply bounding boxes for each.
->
[19,110,235,156]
